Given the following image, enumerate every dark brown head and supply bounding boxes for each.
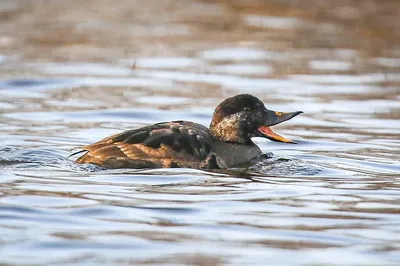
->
[209,94,302,144]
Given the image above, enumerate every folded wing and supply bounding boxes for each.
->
[75,121,216,169]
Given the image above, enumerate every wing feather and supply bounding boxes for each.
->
[74,121,214,168]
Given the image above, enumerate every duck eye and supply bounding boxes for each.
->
[244,107,251,112]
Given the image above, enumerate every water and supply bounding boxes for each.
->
[0,0,400,265]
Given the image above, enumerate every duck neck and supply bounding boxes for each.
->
[211,140,262,168]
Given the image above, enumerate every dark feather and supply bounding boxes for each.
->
[123,130,150,144]
[67,149,86,158]
[74,121,214,169]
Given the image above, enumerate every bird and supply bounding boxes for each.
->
[73,94,302,169]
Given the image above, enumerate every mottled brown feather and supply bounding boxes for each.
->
[75,121,215,169]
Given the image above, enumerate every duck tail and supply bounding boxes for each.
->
[67,147,87,159]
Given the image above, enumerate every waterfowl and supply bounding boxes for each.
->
[74,94,302,169]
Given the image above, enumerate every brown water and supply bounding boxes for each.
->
[0,0,400,265]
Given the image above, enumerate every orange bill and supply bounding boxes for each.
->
[257,110,303,143]
[258,126,296,143]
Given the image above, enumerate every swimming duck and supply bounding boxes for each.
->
[74,94,302,169]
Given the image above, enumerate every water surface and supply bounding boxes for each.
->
[0,0,399,265]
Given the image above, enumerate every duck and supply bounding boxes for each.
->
[73,94,302,169]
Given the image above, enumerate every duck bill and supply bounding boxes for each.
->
[258,110,303,144]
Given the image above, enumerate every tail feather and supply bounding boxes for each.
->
[67,148,87,159]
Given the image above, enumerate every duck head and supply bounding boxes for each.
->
[210,94,302,144]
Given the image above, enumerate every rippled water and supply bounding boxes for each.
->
[1,0,400,265]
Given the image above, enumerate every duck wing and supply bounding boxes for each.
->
[74,121,216,169]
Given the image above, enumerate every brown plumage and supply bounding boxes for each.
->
[75,121,218,169]
[74,94,303,169]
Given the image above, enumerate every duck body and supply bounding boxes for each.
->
[74,94,302,169]
[75,121,262,169]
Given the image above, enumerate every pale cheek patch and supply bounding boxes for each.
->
[211,113,242,142]
[217,113,242,128]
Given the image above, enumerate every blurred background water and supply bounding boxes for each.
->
[0,0,399,265]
